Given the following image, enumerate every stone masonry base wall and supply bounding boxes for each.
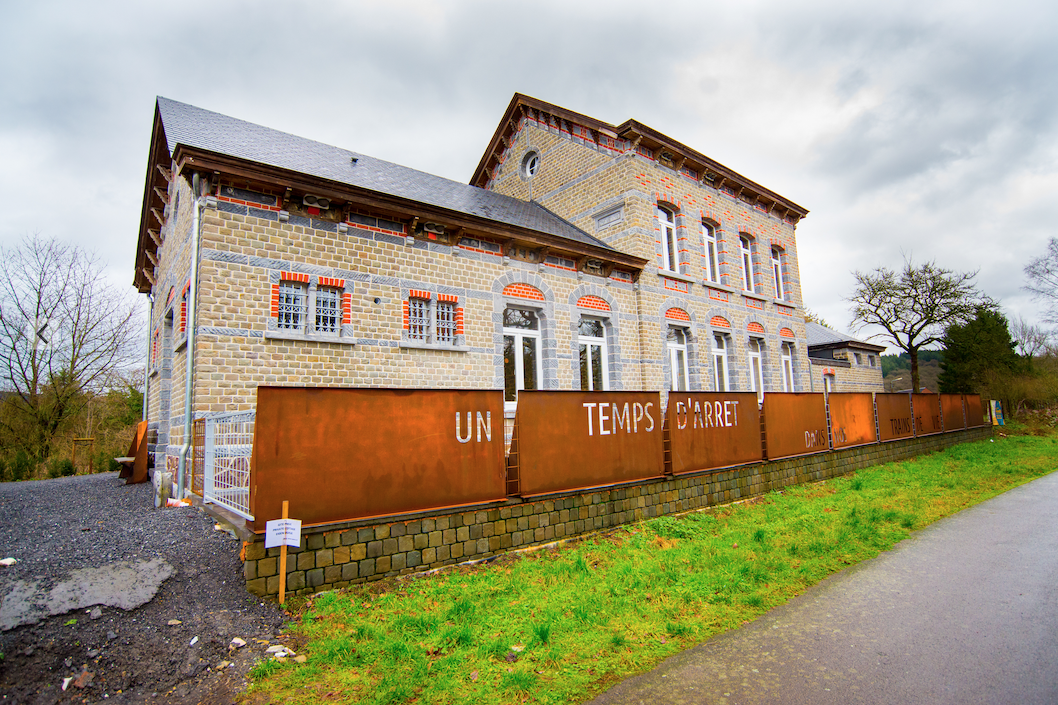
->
[243,426,992,597]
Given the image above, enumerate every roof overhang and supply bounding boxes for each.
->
[133,139,648,291]
[471,94,809,222]
[133,103,172,292]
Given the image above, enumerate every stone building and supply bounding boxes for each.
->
[134,94,811,476]
[806,321,885,393]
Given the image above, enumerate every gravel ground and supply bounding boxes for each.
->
[0,473,289,704]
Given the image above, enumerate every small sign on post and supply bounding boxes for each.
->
[264,501,300,604]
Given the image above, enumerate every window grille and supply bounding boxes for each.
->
[437,300,457,344]
[277,281,307,330]
[408,297,429,341]
[315,287,340,333]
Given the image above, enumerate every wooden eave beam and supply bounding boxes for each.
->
[176,146,648,272]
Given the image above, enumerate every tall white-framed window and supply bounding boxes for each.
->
[781,343,795,392]
[277,280,308,331]
[772,247,785,301]
[667,327,690,392]
[823,373,835,394]
[578,318,609,391]
[703,222,719,283]
[740,235,755,292]
[657,206,679,273]
[712,334,728,392]
[749,338,764,403]
[503,307,542,411]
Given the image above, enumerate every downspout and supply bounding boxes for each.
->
[142,293,153,421]
[176,174,205,498]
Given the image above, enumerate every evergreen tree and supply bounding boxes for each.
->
[939,307,1019,393]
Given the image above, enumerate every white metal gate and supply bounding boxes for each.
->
[204,411,255,520]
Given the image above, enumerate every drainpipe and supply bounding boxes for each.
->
[176,174,206,498]
[142,293,153,422]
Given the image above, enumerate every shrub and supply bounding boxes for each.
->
[48,458,76,478]
[10,451,33,482]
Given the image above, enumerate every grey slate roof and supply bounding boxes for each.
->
[806,321,884,350]
[156,97,617,253]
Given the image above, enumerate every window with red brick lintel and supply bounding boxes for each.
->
[266,271,354,344]
[657,206,681,273]
[401,290,466,350]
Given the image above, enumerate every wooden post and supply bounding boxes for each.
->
[278,500,289,605]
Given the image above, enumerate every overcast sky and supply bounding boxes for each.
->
[2,0,1057,348]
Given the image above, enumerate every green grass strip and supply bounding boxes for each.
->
[244,430,1056,705]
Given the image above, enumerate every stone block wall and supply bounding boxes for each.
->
[242,426,992,598]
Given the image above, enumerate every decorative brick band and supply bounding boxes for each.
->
[708,288,729,302]
[502,283,545,301]
[438,293,458,303]
[319,277,345,289]
[455,308,464,336]
[402,301,409,330]
[665,307,691,322]
[342,293,352,325]
[281,271,310,284]
[780,327,795,338]
[711,315,731,328]
[409,289,431,300]
[777,305,794,317]
[748,321,765,333]
[577,295,611,312]
[663,278,689,293]
[745,298,764,310]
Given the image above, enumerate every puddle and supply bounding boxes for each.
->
[0,558,174,631]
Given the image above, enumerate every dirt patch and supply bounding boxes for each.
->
[0,473,288,704]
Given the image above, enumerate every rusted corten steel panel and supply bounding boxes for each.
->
[964,394,987,428]
[666,393,762,475]
[876,394,915,442]
[912,394,943,436]
[250,387,505,531]
[511,391,664,496]
[828,393,878,449]
[761,393,829,460]
[941,394,966,431]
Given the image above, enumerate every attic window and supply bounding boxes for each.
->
[521,151,540,178]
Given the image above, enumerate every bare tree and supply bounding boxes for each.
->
[1010,315,1050,358]
[1025,237,1058,323]
[847,257,989,393]
[0,235,141,460]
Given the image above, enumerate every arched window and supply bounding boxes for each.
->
[712,334,728,392]
[749,338,764,402]
[657,206,679,273]
[503,307,542,411]
[703,222,719,283]
[578,318,609,391]
[781,343,795,392]
[667,327,690,391]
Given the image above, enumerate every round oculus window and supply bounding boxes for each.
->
[521,151,540,178]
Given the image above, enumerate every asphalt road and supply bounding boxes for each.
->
[588,470,1058,705]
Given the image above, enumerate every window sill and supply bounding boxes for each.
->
[399,340,470,352]
[741,291,769,303]
[264,330,356,345]
[704,282,736,294]
[656,269,697,284]
[772,298,796,308]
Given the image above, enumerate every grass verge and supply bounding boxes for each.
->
[244,431,1055,705]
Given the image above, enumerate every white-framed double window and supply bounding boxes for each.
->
[703,222,720,283]
[772,247,785,301]
[277,280,342,336]
[712,334,728,392]
[578,318,609,391]
[658,206,680,273]
[667,327,690,392]
[781,343,795,392]
[407,296,458,346]
[749,338,765,402]
[740,235,755,292]
[503,307,542,411]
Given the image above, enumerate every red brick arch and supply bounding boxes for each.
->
[665,307,691,322]
[710,315,730,328]
[502,283,545,301]
[577,295,611,312]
